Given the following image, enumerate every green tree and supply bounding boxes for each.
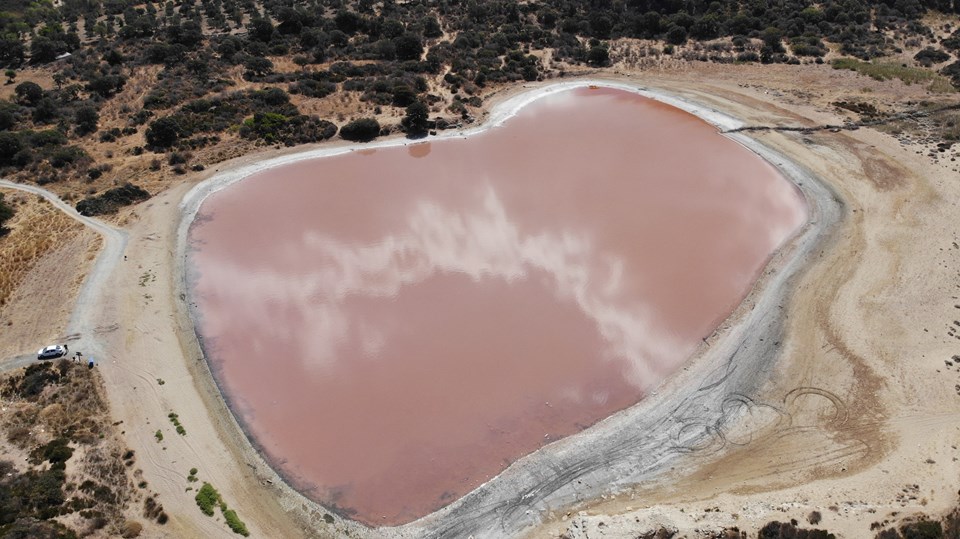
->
[391,84,417,107]
[760,26,786,62]
[422,17,442,38]
[243,55,273,78]
[0,132,23,165]
[276,7,304,35]
[690,14,720,40]
[31,98,58,124]
[86,74,126,98]
[587,45,610,67]
[666,25,687,45]
[247,17,274,42]
[29,36,59,64]
[145,116,181,148]
[394,32,423,61]
[14,81,43,105]
[401,100,429,137]
[74,105,99,135]
[0,37,26,68]
[103,49,124,65]
[334,10,362,34]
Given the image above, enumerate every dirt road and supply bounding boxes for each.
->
[0,179,128,369]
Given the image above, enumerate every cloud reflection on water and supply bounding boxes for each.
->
[198,184,686,393]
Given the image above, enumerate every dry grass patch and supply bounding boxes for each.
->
[0,189,84,308]
[831,57,957,93]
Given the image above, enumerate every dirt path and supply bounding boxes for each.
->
[0,179,127,369]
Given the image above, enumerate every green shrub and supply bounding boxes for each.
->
[28,129,66,147]
[759,521,835,538]
[239,113,337,145]
[33,438,73,465]
[194,483,220,516]
[914,47,950,67]
[76,184,150,216]
[145,117,182,148]
[48,146,87,168]
[222,508,249,536]
[0,517,78,538]
[16,468,67,519]
[290,78,336,98]
[340,118,380,142]
[12,362,59,398]
[790,36,827,57]
[899,519,943,539]
[240,112,288,142]
[942,61,960,89]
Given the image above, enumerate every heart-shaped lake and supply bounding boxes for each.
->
[186,86,807,525]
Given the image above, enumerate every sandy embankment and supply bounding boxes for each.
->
[62,71,960,539]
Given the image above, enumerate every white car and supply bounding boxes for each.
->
[37,345,67,360]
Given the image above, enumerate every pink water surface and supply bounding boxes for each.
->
[187,87,807,525]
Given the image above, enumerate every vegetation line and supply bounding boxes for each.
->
[726,103,960,135]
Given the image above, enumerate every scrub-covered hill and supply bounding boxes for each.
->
[0,0,957,213]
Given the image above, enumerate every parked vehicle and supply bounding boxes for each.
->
[37,344,67,360]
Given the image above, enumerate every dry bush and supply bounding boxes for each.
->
[4,360,110,447]
[0,361,138,536]
[120,520,143,538]
[38,403,67,432]
[4,403,41,449]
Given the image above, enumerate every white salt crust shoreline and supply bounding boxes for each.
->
[174,80,842,539]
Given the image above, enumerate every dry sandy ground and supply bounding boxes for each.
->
[3,62,960,538]
[0,188,99,359]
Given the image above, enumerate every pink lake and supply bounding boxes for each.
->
[186,87,807,525]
